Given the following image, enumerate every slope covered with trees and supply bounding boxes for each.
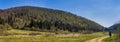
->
[0,6,104,33]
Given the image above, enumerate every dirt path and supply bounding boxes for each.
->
[85,36,109,42]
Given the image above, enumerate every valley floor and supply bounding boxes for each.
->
[0,29,106,42]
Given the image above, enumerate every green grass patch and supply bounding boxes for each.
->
[103,34,116,42]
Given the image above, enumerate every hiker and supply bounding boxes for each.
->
[109,31,112,38]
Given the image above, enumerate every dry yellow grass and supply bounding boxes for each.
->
[0,29,106,42]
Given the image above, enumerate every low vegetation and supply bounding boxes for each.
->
[0,29,105,42]
[103,34,116,42]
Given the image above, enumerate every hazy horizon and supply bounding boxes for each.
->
[0,0,120,27]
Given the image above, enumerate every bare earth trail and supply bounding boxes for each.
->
[85,36,109,42]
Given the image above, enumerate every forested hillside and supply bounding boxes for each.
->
[0,6,104,32]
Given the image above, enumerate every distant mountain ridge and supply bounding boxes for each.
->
[0,6,104,32]
[109,23,120,30]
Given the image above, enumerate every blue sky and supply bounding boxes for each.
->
[0,0,120,27]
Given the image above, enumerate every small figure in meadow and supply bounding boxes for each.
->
[109,31,112,38]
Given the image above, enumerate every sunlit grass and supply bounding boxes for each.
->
[0,29,106,42]
[103,34,116,42]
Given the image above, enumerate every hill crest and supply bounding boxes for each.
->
[0,6,104,32]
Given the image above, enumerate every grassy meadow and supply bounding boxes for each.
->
[0,29,106,42]
[103,34,116,42]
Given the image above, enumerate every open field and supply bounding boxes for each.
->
[103,34,116,42]
[0,29,106,42]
